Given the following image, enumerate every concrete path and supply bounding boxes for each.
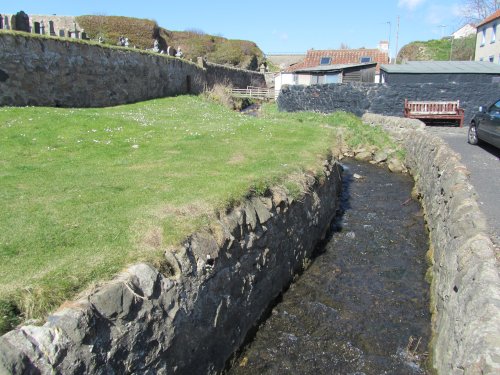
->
[424,126,499,246]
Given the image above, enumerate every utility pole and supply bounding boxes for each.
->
[386,21,392,61]
[394,16,400,64]
[440,25,447,38]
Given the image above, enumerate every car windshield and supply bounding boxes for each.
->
[489,100,500,113]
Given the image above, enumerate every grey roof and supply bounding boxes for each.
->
[294,62,377,73]
[380,61,500,74]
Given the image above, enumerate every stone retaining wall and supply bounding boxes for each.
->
[277,82,500,124]
[205,61,266,89]
[0,32,266,108]
[362,113,500,374]
[0,160,342,374]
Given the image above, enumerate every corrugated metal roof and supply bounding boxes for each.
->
[380,61,500,74]
[294,62,377,73]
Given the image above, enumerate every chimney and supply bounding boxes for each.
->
[378,40,389,51]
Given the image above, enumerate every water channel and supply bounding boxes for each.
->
[227,160,431,374]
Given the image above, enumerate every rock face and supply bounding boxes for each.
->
[0,33,266,108]
[0,160,343,374]
[363,113,500,375]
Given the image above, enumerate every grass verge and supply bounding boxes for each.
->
[0,95,399,333]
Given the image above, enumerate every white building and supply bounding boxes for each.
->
[452,23,476,39]
[274,63,377,98]
[475,10,500,63]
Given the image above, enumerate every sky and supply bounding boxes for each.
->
[1,0,470,57]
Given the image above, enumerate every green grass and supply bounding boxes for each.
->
[75,15,264,69]
[0,96,398,332]
[397,35,476,62]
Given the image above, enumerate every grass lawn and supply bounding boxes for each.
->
[0,95,398,332]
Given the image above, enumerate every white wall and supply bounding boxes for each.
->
[475,21,500,63]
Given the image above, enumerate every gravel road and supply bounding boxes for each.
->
[424,126,499,246]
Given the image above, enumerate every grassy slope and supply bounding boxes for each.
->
[76,15,264,69]
[397,35,476,62]
[0,96,399,332]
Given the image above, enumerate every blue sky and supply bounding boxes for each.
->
[2,0,469,57]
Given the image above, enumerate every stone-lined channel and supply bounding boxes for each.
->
[227,160,431,374]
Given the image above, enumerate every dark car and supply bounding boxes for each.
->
[468,99,500,148]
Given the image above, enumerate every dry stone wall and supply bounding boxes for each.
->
[0,160,342,374]
[362,113,500,375]
[0,33,266,108]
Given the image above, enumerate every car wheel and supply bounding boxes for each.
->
[468,123,479,145]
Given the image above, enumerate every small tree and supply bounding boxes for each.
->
[461,0,500,23]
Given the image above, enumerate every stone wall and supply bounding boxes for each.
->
[277,82,500,124]
[362,113,500,374]
[0,160,342,374]
[0,33,266,108]
[205,61,266,89]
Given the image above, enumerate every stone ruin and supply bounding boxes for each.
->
[0,11,89,41]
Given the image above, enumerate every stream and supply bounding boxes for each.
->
[227,160,431,375]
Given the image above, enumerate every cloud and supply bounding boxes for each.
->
[398,0,426,10]
[272,30,289,42]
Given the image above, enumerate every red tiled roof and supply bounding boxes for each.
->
[286,48,389,73]
[477,9,500,27]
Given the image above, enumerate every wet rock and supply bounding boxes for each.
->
[387,158,407,173]
[373,151,388,163]
[354,151,372,161]
[345,231,356,239]
[353,173,364,180]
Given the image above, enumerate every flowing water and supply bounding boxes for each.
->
[227,160,431,375]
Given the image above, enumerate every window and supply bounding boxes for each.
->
[320,57,331,65]
[360,56,372,63]
[492,24,497,43]
[488,100,500,115]
[481,29,486,46]
[489,55,494,62]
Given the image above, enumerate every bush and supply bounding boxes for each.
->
[0,300,20,335]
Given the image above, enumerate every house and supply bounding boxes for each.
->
[380,61,500,84]
[452,23,476,39]
[286,42,389,82]
[275,62,377,95]
[475,10,500,63]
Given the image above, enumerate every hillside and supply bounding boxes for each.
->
[75,15,264,70]
[397,35,476,62]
